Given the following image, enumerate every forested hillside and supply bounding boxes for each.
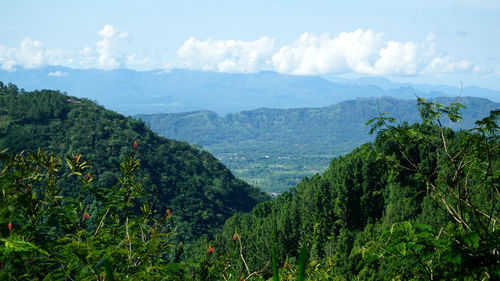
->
[0,82,268,241]
[202,101,499,280]
[139,97,499,191]
[0,82,497,280]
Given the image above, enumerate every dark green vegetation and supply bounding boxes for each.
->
[204,100,499,280]
[139,97,499,192]
[0,82,268,242]
[1,82,498,280]
[0,144,181,279]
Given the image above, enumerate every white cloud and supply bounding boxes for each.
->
[95,24,128,69]
[272,30,384,75]
[188,29,449,76]
[177,37,275,73]
[125,51,167,71]
[0,27,487,77]
[422,56,473,74]
[373,41,421,75]
[0,37,56,70]
[47,70,68,77]
[17,38,45,68]
[69,46,98,69]
[271,29,479,76]
[0,45,17,71]
[0,25,129,71]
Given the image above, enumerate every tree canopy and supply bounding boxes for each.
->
[0,81,268,242]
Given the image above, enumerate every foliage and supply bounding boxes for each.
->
[209,98,499,280]
[363,98,499,280]
[0,81,268,241]
[139,97,498,192]
[1,81,498,280]
[0,144,181,280]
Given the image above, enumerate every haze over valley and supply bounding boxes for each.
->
[1,67,498,116]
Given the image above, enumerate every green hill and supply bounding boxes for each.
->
[0,82,268,241]
[0,82,497,280]
[138,97,499,191]
[208,103,499,280]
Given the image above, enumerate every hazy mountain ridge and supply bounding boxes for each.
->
[1,66,498,116]
[323,75,500,101]
[138,97,499,191]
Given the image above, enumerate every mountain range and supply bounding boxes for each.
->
[138,96,499,191]
[0,66,498,116]
[2,82,497,280]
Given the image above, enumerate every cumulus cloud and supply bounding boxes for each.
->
[270,29,476,76]
[272,30,385,75]
[0,25,129,71]
[95,24,128,69]
[177,37,275,73]
[16,38,45,68]
[175,29,477,76]
[0,37,62,71]
[0,27,485,76]
[0,45,16,71]
[68,25,129,70]
[373,41,422,75]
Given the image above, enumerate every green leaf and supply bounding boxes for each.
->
[1,237,49,256]
[449,253,462,265]
[464,232,480,250]
[95,258,115,281]
[297,245,308,281]
[272,243,279,281]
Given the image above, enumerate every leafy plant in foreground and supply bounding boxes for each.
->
[0,143,178,280]
[364,98,499,280]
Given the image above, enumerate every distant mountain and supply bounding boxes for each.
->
[323,75,500,101]
[138,97,499,191]
[0,82,268,240]
[1,66,498,115]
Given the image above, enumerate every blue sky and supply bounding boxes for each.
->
[1,0,499,89]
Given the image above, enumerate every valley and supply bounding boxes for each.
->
[0,81,498,280]
[138,96,499,192]
[2,1,499,279]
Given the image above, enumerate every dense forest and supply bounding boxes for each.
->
[0,82,498,280]
[0,82,268,242]
[138,97,499,191]
[206,101,499,280]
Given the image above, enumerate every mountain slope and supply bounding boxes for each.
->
[0,82,268,240]
[2,66,498,116]
[138,97,499,191]
[213,115,500,279]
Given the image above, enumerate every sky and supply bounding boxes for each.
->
[1,0,499,89]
